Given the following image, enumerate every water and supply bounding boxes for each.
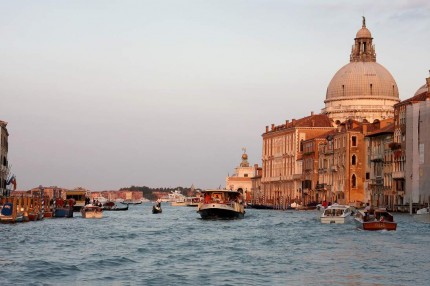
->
[1,205,430,286]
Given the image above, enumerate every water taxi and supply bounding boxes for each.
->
[80,204,103,219]
[354,209,397,231]
[320,204,353,224]
[197,189,245,219]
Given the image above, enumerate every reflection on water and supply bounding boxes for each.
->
[0,205,429,285]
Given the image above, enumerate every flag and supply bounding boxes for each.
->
[7,175,17,191]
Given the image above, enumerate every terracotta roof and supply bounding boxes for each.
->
[268,114,333,133]
[365,123,394,137]
[395,91,430,107]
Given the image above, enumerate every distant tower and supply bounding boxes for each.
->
[240,147,249,167]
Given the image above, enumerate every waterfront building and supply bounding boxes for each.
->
[261,113,334,208]
[301,133,332,205]
[250,164,262,205]
[322,17,400,123]
[364,120,395,210]
[225,150,255,203]
[393,75,430,211]
[0,120,9,196]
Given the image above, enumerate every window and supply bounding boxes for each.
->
[244,174,248,177]
[352,174,357,188]
[351,136,357,147]
[366,172,370,180]
[352,155,356,165]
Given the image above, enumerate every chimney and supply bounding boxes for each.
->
[311,111,314,116]
[265,126,269,133]
[271,124,275,131]
[292,119,296,126]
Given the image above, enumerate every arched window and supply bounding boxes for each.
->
[352,155,356,165]
[351,174,357,188]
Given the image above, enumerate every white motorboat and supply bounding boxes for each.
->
[80,204,103,219]
[320,204,353,224]
[197,189,245,219]
[416,207,429,215]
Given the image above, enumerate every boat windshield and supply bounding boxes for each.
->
[323,208,345,216]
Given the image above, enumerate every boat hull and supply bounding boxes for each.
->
[354,218,397,231]
[55,208,74,218]
[321,215,352,224]
[80,206,103,219]
[197,203,245,220]
[152,206,162,214]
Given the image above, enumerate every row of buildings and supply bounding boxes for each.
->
[226,18,430,212]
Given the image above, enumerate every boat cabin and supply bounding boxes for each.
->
[203,190,242,205]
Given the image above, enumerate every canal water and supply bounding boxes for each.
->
[1,204,429,285]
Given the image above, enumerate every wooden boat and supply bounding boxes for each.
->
[120,199,142,205]
[0,202,24,223]
[54,198,74,218]
[102,201,128,211]
[320,204,353,224]
[197,189,245,219]
[80,205,103,219]
[152,203,162,214]
[354,209,397,231]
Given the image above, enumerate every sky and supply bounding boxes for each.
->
[1,0,429,191]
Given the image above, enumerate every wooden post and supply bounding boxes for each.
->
[12,197,17,221]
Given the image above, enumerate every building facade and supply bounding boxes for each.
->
[261,113,334,208]
[393,76,430,211]
[0,120,9,196]
[225,150,255,203]
[365,121,395,210]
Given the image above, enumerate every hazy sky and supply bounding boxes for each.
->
[1,0,429,191]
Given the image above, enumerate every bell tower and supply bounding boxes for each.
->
[350,17,376,63]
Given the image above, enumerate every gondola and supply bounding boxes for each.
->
[102,201,129,211]
[152,204,162,214]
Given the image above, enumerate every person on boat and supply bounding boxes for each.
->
[204,193,211,204]
[322,200,328,208]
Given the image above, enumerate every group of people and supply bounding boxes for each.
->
[85,197,103,207]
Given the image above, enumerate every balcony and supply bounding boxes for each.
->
[371,154,384,162]
[392,171,405,179]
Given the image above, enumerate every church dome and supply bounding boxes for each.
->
[414,84,428,96]
[326,61,399,100]
[322,18,400,123]
[356,27,371,38]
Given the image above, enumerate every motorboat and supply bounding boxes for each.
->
[416,207,429,215]
[197,189,245,219]
[54,198,74,218]
[354,209,397,231]
[185,196,201,207]
[320,204,353,224]
[80,204,103,219]
[0,202,24,223]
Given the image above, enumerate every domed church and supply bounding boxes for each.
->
[322,17,400,123]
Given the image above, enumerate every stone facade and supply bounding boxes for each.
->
[393,76,430,211]
[226,151,255,203]
[261,113,334,208]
